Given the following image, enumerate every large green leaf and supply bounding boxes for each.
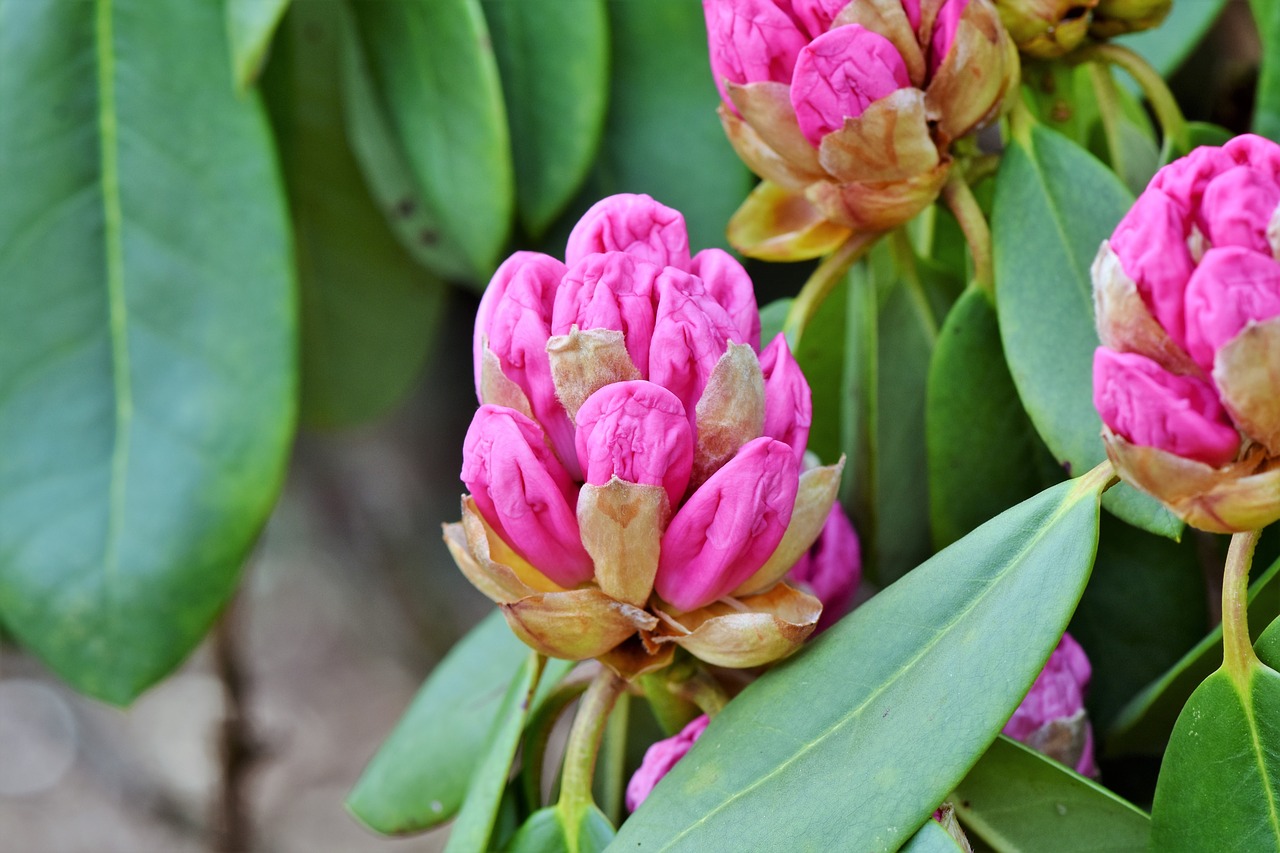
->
[507,803,615,853]
[953,736,1150,851]
[793,278,847,466]
[899,820,966,852]
[226,0,292,89]
[993,122,1180,540]
[348,0,512,279]
[264,0,444,428]
[612,469,1109,851]
[483,0,609,239]
[0,0,295,704]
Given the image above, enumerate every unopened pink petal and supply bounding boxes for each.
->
[1198,166,1280,255]
[473,252,566,399]
[1224,133,1280,180]
[690,248,762,350]
[1109,188,1196,346]
[1150,145,1236,214]
[703,0,809,108]
[565,194,692,270]
[461,406,594,586]
[656,437,800,611]
[626,715,710,812]
[759,333,813,457]
[790,0,855,37]
[575,381,695,506]
[787,502,860,633]
[790,25,911,147]
[1184,247,1280,371]
[1002,633,1090,740]
[552,252,662,376]
[1093,348,1240,467]
[928,0,969,74]
[649,269,744,417]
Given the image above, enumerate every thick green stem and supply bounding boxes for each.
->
[941,173,993,296]
[1223,528,1263,688]
[782,230,880,348]
[1089,62,1129,183]
[559,668,625,814]
[1077,43,1189,155]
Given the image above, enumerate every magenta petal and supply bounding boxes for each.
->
[649,269,743,417]
[473,252,566,399]
[1150,145,1236,214]
[928,0,969,74]
[1224,133,1280,180]
[626,715,710,812]
[1093,348,1240,467]
[1109,189,1197,346]
[689,249,762,350]
[656,437,800,611]
[1184,247,1280,371]
[703,0,809,108]
[1198,166,1280,255]
[575,381,695,507]
[790,0,856,37]
[461,406,593,587]
[552,252,662,376]
[1002,633,1091,741]
[790,25,911,147]
[759,334,813,457]
[787,502,860,633]
[565,194,693,270]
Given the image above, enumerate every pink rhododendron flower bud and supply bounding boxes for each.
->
[689,248,762,349]
[575,381,694,507]
[552,253,662,376]
[649,269,743,417]
[1093,135,1280,532]
[461,406,594,587]
[565,194,692,270]
[929,0,970,72]
[1003,633,1098,777]
[759,334,812,457]
[704,0,809,106]
[995,0,1099,59]
[626,715,710,812]
[787,502,860,633]
[790,25,911,147]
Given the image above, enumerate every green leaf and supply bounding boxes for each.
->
[1186,120,1234,149]
[899,819,965,853]
[226,0,292,89]
[484,0,609,239]
[1107,555,1280,756]
[348,0,513,278]
[0,0,295,704]
[794,278,846,467]
[265,0,444,429]
[1253,0,1280,140]
[993,123,1181,540]
[927,287,1057,549]
[1150,662,1280,851]
[506,803,615,853]
[612,470,1109,851]
[953,736,1150,852]
[1120,0,1229,78]
[757,298,792,350]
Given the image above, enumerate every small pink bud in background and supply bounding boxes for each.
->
[656,437,800,611]
[626,714,710,812]
[703,0,808,107]
[759,334,812,458]
[648,269,743,418]
[1182,247,1280,371]
[1093,348,1240,468]
[789,25,911,147]
[565,194,692,270]
[930,0,971,73]
[552,253,662,377]
[461,406,594,588]
[787,502,860,633]
[1003,633,1098,777]
[689,248,762,350]
[575,381,695,507]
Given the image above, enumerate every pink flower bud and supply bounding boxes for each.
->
[703,0,809,107]
[461,405,594,588]
[575,381,695,507]
[552,253,662,376]
[626,714,710,812]
[689,248,762,350]
[759,334,812,457]
[930,0,971,73]
[648,269,743,418]
[1003,633,1098,777]
[1109,188,1196,347]
[565,194,692,271]
[1149,144,1236,214]
[1183,247,1280,371]
[1198,167,1280,255]
[787,502,860,633]
[473,252,566,399]
[1093,348,1240,468]
[790,25,911,147]
[656,437,800,611]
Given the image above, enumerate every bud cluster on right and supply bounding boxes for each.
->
[995,0,1170,59]
[1092,134,1280,533]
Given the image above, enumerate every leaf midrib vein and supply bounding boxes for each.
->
[1240,671,1280,843]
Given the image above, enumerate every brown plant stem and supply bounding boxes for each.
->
[213,593,256,853]
[1222,528,1263,688]
[782,230,881,348]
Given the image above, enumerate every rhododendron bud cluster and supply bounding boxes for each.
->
[1003,633,1098,777]
[702,0,1017,259]
[1092,134,1280,533]
[993,0,1168,58]
[448,194,845,677]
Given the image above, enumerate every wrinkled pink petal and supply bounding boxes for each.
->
[703,0,809,108]
[690,249,762,351]
[929,0,969,74]
[1224,133,1280,180]
[656,437,800,611]
[648,269,743,418]
[1198,166,1280,255]
[461,406,594,586]
[575,381,695,507]
[1183,247,1280,371]
[789,0,852,37]
[787,502,860,633]
[566,194,693,271]
[626,715,710,812]
[1150,145,1236,214]
[790,25,911,147]
[759,334,812,458]
[1003,633,1097,777]
[1109,188,1197,347]
[552,252,663,376]
[473,252,566,399]
[1093,348,1240,467]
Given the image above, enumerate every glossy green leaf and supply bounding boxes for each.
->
[1107,556,1280,756]
[1150,662,1280,851]
[954,736,1150,851]
[899,819,965,853]
[227,0,292,89]
[0,0,295,704]
[613,470,1108,851]
[1120,0,1228,77]
[349,0,512,279]
[927,287,1057,549]
[265,0,444,428]
[347,612,571,834]
[506,803,615,853]
[994,123,1180,540]
[1186,120,1234,149]
[794,278,846,467]
[484,0,608,239]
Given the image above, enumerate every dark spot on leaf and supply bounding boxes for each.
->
[394,197,416,218]
[419,229,439,246]
[1062,460,1072,475]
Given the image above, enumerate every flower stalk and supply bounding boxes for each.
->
[783,230,880,347]
[560,668,626,816]
[1222,528,1262,688]
[941,173,994,296]
[1076,43,1189,155]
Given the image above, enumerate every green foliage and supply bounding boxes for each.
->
[226,0,292,89]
